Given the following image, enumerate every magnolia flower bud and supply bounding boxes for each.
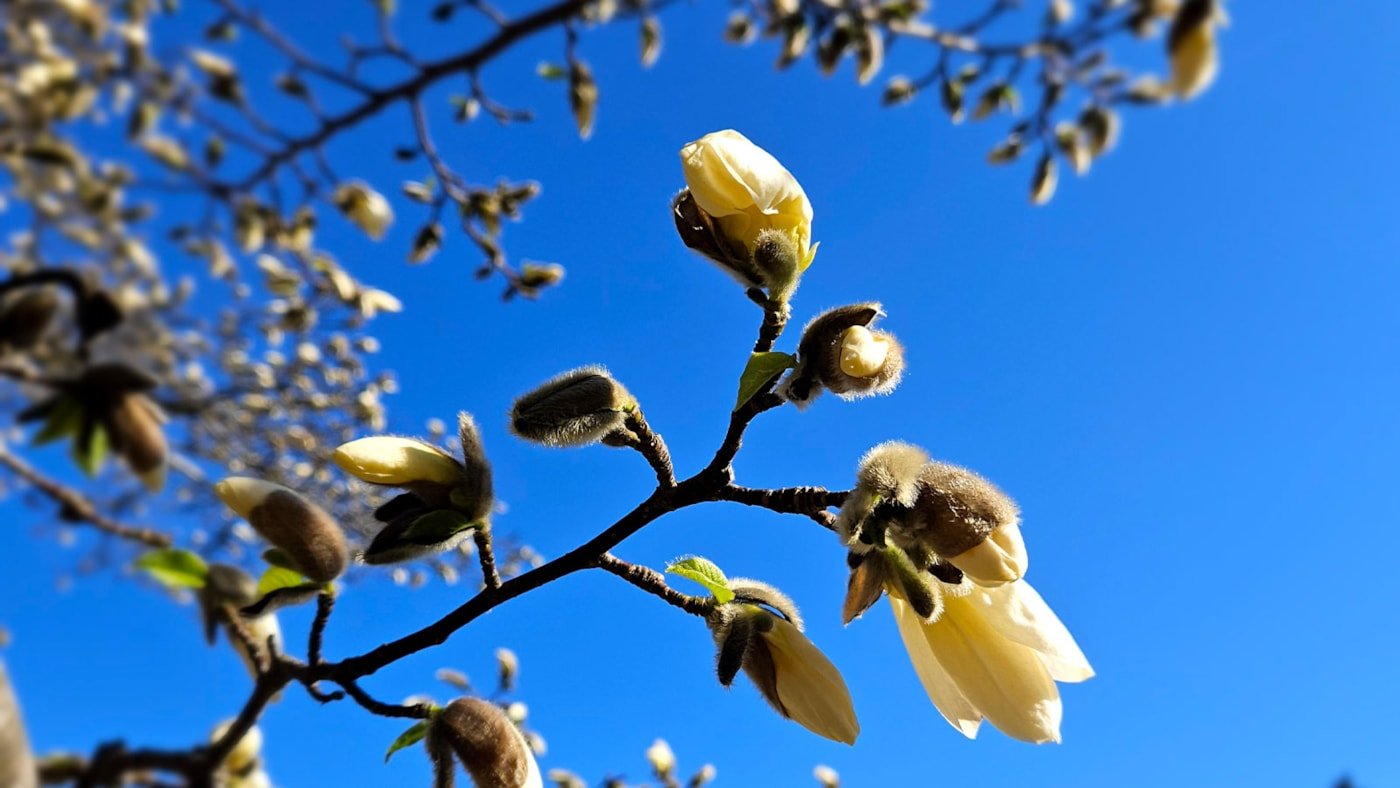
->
[215,477,349,582]
[1079,106,1121,158]
[509,366,633,448]
[780,303,879,406]
[0,288,59,351]
[104,390,168,491]
[1167,0,1220,100]
[333,436,463,486]
[906,462,1026,587]
[709,580,858,744]
[210,719,263,774]
[645,738,675,778]
[332,180,394,240]
[678,129,816,274]
[429,698,543,788]
[785,305,905,405]
[0,662,36,788]
[835,441,929,545]
[813,764,840,788]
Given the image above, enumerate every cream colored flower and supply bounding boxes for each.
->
[757,615,860,744]
[946,522,1028,588]
[332,180,394,240]
[838,325,892,378]
[889,579,1092,743]
[645,738,675,777]
[332,436,462,486]
[679,130,816,269]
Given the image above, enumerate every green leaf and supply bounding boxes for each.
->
[33,397,82,446]
[385,719,431,762]
[666,556,734,603]
[536,62,567,80]
[400,509,476,545]
[135,549,209,590]
[256,565,306,597]
[734,351,796,411]
[71,423,108,477]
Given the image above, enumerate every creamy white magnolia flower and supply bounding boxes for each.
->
[760,616,860,744]
[332,180,394,240]
[214,477,288,519]
[680,130,816,269]
[890,580,1092,743]
[838,325,892,378]
[947,522,1029,588]
[332,436,462,486]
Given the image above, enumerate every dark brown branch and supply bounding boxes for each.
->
[308,592,335,665]
[719,484,848,517]
[624,410,675,488]
[472,526,502,589]
[0,444,172,549]
[596,553,712,616]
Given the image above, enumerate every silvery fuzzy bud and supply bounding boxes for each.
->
[0,288,59,351]
[215,477,349,582]
[901,462,1027,587]
[509,366,633,448]
[835,441,929,546]
[429,698,543,788]
[780,303,880,406]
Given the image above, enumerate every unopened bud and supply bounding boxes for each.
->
[332,180,394,240]
[215,477,349,582]
[1167,0,1220,100]
[645,738,675,778]
[430,698,542,788]
[333,436,464,487]
[104,391,168,491]
[509,366,633,448]
[906,462,1025,586]
[780,303,880,406]
[836,441,929,545]
[0,288,59,351]
[819,325,904,400]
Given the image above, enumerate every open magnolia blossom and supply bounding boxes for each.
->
[680,129,816,270]
[889,579,1093,743]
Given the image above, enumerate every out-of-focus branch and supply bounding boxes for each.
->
[0,443,172,549]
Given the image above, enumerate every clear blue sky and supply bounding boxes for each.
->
[3,3,1398,786]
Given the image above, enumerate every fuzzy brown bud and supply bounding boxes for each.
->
[0,289,59,352]
[430,698,541,788]
[509,366,633,448]
[903,462,1026,587]
[215,478,349,582]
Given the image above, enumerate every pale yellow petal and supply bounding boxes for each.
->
[888,592,982,738]
[971,581,1095,683]
[763,618,860,744]
[332,436,461,485]
[924,592,1063,743]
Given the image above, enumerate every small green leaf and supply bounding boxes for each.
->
[536,62,566,80]
[72,424,109,477]
[33,397,82,446]
[135,549,209,590]
[385,719,431,762]
[256,565,306,597]
[734,351,796,411]
[262,548,300,571]
[400,509,476,545]
[666,556,734,603]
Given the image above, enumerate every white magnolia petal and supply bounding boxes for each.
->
[888,593,982,739]
[926,592,1063,744]
[764,618,860,744]
[972,581,1095,683]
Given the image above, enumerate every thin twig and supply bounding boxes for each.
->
[596,553,712,616]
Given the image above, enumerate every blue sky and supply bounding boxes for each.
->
[4,2,1399,786]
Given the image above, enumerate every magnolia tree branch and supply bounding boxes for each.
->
[596,552,713,616]
[0,444,172,549]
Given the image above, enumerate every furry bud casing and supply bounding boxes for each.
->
[509,366,632,448]
[215,477,349,582]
